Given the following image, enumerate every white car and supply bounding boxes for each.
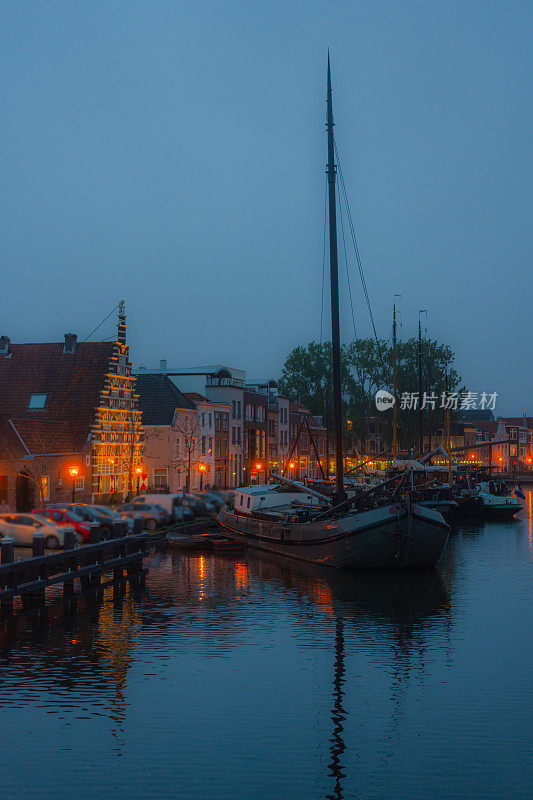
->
[0,513,81,549]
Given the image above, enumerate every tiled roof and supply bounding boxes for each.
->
[499,417,533,429]
[6,419,81,454]
[136,374,194,425]
[0,341,114,455]
[184,392,210,404]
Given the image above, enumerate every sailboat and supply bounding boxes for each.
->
[218,57,450,569]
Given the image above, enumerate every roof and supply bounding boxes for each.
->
[499,417,533,429]
[184,392,210,404]
[0,341,114,454]
[136,374,194,425]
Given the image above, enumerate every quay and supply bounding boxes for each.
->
[0,519,149,615]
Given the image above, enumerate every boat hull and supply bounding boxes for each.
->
[217,504,449,570]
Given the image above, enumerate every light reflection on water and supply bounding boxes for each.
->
[1,511,532,800]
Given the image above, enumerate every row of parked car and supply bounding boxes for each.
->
[0,489,234,549]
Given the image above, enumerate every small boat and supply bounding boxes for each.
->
[212,537,246,552]
[166,533,214,551]
[218,57,449,570]
[472,480,523,518]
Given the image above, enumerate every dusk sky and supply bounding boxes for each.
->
[2,1,531,413]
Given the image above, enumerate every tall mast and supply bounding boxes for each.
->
[417,312,424,456]
[392,297,399,460]
[326,54,345,503]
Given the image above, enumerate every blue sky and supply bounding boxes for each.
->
[1,1,531,412]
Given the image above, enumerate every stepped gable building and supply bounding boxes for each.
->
[0,304,142,510]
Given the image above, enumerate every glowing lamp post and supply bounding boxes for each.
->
[199,463,206,491]
[68,466,79,503]
[135,466,142,495]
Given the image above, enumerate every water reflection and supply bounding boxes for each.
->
[2,525,531,800]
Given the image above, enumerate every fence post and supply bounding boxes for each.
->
[63,529,77,600]
[111,521,121,539]
[32,532,46,606]
[88,522,101,543]
[1,537,14,615]
[133,515,143,535]
[33,532,45,558]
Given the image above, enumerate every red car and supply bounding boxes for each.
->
[33,507,93,542]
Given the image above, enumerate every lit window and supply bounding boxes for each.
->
[75,477,84,491]
[28,393,47,409]
[41,475,49,501]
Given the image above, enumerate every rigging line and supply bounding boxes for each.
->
[333,139,414,451]
[83,303,120,342]
[320,176,328,344]
[336,179,357,342]
[334,137,379,345]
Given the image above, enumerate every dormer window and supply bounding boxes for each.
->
[28,393,47,409]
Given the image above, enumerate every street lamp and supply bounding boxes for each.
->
[68,466,79,503]
[135,466,142,496]
[199,463,206,491]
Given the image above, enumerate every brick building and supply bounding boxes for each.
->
[0,305,142,510]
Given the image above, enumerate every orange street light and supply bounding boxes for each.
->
[289,462,295,470]
[198,463,206,491]
[135,466,143,494]
[255,462,262,471]
[68,465,79,502]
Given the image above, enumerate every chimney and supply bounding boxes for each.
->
[63,333,77,354]
[160,358,167,372]
[0,336,10,355]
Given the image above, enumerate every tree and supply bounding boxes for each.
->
[279,337,463,453]
[173,414,202,493]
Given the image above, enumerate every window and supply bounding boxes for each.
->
[215,412,220,430]
[28,393,47,409]
[232,400,236,419]
[222,414,228,431]
[41,475,49,501]
[232,427,236,444]
[237,401,242,419]
[154,469,168,488]
[176,437,180,456]
[208,436,213,455]
[75,477,84,491]
[85,453,91,466]
[202,436,206,456]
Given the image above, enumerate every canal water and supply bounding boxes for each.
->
[1,504,533,800]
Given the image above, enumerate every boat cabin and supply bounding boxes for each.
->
[234,484,325,516]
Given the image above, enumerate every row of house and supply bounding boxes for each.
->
[0,308,327,511]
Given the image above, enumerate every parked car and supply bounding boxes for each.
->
[174,506,195,523]
[195,491,225,510]
[116,503,169,530]
[47,503,117,537]
[90,505,135,532]
[131,494,186,522]
[0,513,82,549]
[36,507,93,542]
[181,493,213,516]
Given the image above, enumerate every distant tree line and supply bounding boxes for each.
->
[278,338,464,452]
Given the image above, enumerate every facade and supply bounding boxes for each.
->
[243,391,268,484]
[0,306,142,510]
[136,364,245,487]
[136,374,201,493]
